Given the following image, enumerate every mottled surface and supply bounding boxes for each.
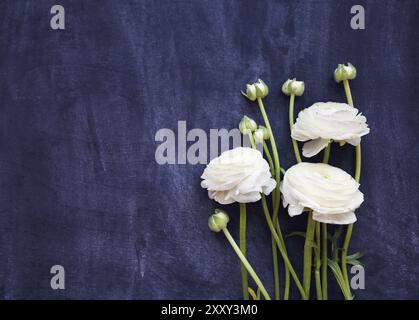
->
[0,0,418,299]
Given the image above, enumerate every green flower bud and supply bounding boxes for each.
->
[254,79,269,98]
[208,209,230,232]
[334,63,357,83]
[241,84,257,101]
[258,125,270,140]
[239,115,257,134]
[281,78,305,96]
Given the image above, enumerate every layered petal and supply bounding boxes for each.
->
[292,102,370,157]
[201,147,276,204]
[281,162,363,225]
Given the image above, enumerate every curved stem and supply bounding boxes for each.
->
[239,203,249,300]
[257,97,290,299]
[261,195,307,300]
[303,212,316,297]
[321,223,328,299]
[222,228,271,300]
[315,222,323,300]
[288,94,302,163]
[263,141,275,177]
[257,98,281,214]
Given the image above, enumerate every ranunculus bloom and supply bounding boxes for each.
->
[281,162,364,224]
[201,147,276,204]
[291,102,370,157]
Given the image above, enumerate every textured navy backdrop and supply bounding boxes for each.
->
[0,0,418,299]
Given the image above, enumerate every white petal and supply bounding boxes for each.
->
[302,138,330,157]
[288,204,305,217]
[345,137,361,146]
[233,191,261,203]
[262,178,277,196]
[312,211,357,225]
[200,147,276,204]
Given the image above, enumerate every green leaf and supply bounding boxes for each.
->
[286,231,306,239]
[346,259,364,267]
[327,259,354,300]
[347,251,365,260]
[346,252,365,266]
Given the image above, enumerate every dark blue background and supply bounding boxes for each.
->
[0,0,418,299]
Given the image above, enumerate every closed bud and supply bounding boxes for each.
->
[258,125,270,140]
[208,209,230,232]
[239,115,257,134]
[282,78,305,96]
[254,79,269,98]
[253,129,264,144]
[334,63,357,83]
[241,84,257,101]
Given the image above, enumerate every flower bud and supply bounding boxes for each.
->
[258,125,270,140]
[254,79,269,98]
[239,115,257,134]
[253,129,264,144]
[281,78,305,96]
[208,209,230,232]
[241,84,257,101]
[334,63,357,83]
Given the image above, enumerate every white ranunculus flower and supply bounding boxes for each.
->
[201,147,276,204]
[281,162,364,225]
[291,102,370,157]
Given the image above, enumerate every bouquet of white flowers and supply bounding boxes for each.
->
[201,63,369,300]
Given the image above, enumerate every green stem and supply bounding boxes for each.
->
[289,93,314,298]
[275,218,290,300]
[263,142,275,177]
[239,203,249,300]
[321,143,331,299]
[257,97,290,299]
[261,195,307,300]
[341,223,353,299]
[314,222,323,300]
[322,144,331,163]
[257,98,281,215]
[289,94,302,163]
[263,142,280,300]
[355,145,361,183]
[222,228,271,300]
[343,80,354,107]
[303,212,316,297]
[321,223,328,299]
[341,79,361,299]
[248,133,256,149]
[271,235,280,300]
